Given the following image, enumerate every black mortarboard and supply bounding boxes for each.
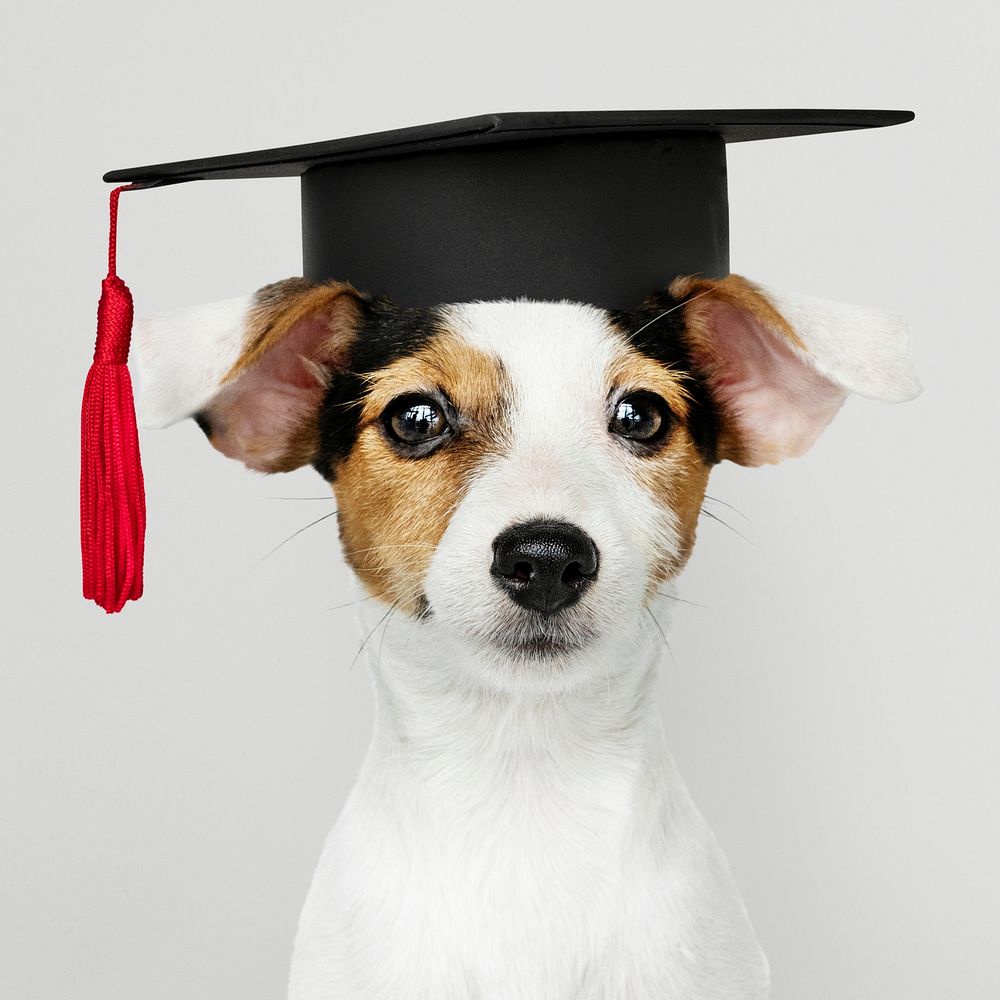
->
[83,109,913,613]
[105,109,913,309]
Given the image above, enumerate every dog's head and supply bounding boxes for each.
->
[137,276,918,684]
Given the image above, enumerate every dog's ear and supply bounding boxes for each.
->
[670,274,921,466]
[134,278,365,472]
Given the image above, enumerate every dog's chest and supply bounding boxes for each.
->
[420,755,638,937]
[296,753,658,996]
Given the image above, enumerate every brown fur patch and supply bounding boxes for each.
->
[605,340,713,591]
[605,352,695,422]
[643,435,712,592]
[333,332,511,612]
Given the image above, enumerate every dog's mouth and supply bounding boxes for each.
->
[501,634,581,660]
[483,613,596,661]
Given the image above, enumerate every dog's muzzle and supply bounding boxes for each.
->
[491,519,599,615]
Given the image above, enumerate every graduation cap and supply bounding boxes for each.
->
[81,108,914,612]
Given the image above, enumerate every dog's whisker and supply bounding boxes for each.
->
[699,507,754,545]
[702,493,750,523]
[331,579,427,620]
[343,541,437,558]
[644,607,676,672]
[349,601,398,671]
[326,592,382,613]
[629,282,723,337]
[651,590,705,609]
[257,509,340,564]
[376,602,401,670]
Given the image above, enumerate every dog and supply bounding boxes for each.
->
[136,272,919,999]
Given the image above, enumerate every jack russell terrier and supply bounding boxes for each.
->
[136,273,919,999]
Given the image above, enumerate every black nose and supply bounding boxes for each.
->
[491,520,599,615]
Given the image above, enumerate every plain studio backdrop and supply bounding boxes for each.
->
[1,1,996,998]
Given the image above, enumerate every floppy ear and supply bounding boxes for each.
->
[134,278,364,472]
[671,274,921,466]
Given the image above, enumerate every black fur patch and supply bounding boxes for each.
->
[313,297,445,481]
[609,292,720,464]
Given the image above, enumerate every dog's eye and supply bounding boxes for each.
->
[610,392,671,444]
[384,395,450,450]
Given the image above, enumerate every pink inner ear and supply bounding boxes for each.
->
[694,302,847,465]
[204,314,341,472]
[262,315,348,389]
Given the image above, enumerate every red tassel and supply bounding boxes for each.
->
[81,185,146,613]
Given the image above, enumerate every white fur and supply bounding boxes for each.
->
[758,286,921,403]
[289,596,768,1000]
[133,295,253,427]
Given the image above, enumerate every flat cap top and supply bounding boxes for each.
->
[104,109,914,185]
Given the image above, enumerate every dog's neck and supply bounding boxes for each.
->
[351,598,675,807]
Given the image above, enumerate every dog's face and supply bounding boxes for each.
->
[174,274,917,684]
[330,297,714,667]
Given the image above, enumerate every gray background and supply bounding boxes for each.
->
[2,1,997,997]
